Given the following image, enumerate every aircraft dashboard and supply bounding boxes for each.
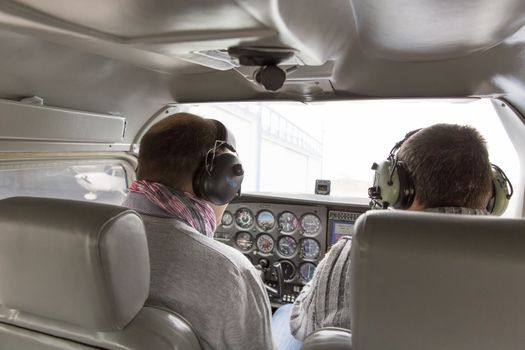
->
[215,193,368,306]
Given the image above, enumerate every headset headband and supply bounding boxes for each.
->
[214,120,237,152]
[204,120,239,174]
[389,128,421,158]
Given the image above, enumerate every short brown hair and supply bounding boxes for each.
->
[137,113,219,189]
[398,124,492,209]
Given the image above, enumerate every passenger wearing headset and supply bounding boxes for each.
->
[123,113,274,350]
[273,123,513,350]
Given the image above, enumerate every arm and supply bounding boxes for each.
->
[290,237,353,341]
[221,266,275,350]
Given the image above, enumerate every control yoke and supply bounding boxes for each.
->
[256,259,284,299]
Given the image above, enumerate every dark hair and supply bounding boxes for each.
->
[397,123,492,209]
[137,112,219,189]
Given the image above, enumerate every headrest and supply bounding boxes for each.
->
[0,197,150,332]
[351,210,525,350]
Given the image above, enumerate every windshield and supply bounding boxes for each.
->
[184,99,519,208]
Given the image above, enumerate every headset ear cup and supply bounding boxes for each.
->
[488,166,511,216]
[369,129,421,209]
[193,120,243,204]
[194,153,244,205]
[369,159,401,208]
[394,161,416,209]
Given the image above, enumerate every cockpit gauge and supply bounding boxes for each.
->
[301,213,321,236]
[278,212,299,233]
[277,236,298,257]
[235,208,254,229]
[235,232,254,252]
[300,238,320,259]
[257,210,275,230]
[279,260,296,281]
[299,262,317,282]
[256,234,275,254]
[221,211,234,227]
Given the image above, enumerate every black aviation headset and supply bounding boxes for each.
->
[368,129,513,216]
[192,120,245,205]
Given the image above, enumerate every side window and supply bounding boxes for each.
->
[0,160,131,205]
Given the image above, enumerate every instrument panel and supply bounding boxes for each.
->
[216,203,327,287]
[215,194,368,306]
[215,197,366,305]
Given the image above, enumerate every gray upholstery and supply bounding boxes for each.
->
[0,322,95,350]
[0,197,201,350]
[301,328,351,350]
[351,210,525,350]
[0,305,202,349]
[0,196,150,331]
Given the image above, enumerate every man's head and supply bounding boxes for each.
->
[138,112,245,223]
[137,112,221,192]
[397,123,492,210]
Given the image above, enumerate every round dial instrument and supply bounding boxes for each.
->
[300,238,320,259]
[280,260,296,281]
[257,210,275,230]
[299,262,317,282]
[221,211,233,227]
[256,234,275,254]
[277,236,298,257]
[235,208,254,228]
[235,232,254,251]
[301,213,321,236]
[278,212,299,233]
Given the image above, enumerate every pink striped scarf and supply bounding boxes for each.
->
[129,180,217,237]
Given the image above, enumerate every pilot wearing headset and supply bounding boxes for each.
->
[273,123,513,350]
[123,113,274,350]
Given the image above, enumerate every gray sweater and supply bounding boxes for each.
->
[290,237,352,340]
[123,193,274,350]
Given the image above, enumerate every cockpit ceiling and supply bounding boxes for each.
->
[0,0,525,116]
[13,0,264,38]
[350,0,525,61]
[6,0,525,60]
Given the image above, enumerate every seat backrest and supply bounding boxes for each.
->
[0,197,201,350]
[351,210,525,350]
